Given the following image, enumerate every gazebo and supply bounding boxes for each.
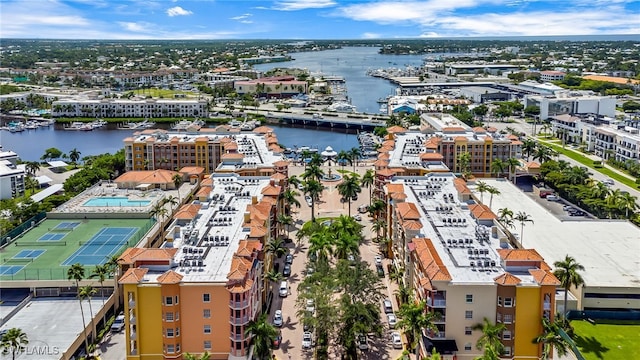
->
[321,146,338,178]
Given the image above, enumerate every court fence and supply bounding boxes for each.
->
[1,212,47,247]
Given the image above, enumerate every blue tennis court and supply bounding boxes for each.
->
[38,233,67,241]
[55,221,80,230]
[62,227,139,266]
[14,249,45,259]
[0,265,25,276]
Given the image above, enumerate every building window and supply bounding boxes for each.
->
[504,297,514,307]
[204,341,212,350]
[175,295,179,304]
[465,343,472,351]
[204,325,211,334]
[203,293,211,302]
[166,328,174,338]
[465,310,473,319]
[165,312,174,322]
[176,312,179,320]
[465,326,472,335]
[465,294,473,303]
[176,327,180,337]
[504,314,513,324]
[503,330,512,340]
[176,343,180,353]
[496,313,502,323]
[166,344,175,354]
[503,346,512,356]
[497,296,502,306]
[165,296,173,305]
[203,309,211,318]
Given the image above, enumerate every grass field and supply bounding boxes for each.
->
[571,320,640,360]
[132,88,196,98]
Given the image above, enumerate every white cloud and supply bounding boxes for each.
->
[166,6,193,17]
[231,13,253,20]
[273,0,337,11]
[117,21,155,33]
[361,32,381,39]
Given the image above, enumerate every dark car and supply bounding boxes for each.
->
[376,264,385,277]
[283,264,292,277]
[285,254,294,265]
[273,332,282,349]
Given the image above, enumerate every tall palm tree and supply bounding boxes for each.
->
[308,227,334,264]
[487,185,501,210]
[371,219,385,240]
[245,313,278,360]
[394,284,413,305]
[265,238,287,258]
[522,139,537,160]
[67,263,90,357]
[505,158,520,183]
[302,163,324,183]
[514,211,533,247]
[303,179,324,223]
[281,188,300,216]
[25,161,40,177]
[263,269,283,294]
[79,285,97,337]
[472,317,506,360]
[337,173,361,216]
[149,203,169,247]
[287,175,301,190]
[618,192,639,219]
[476,181,490,204]
[277,214,293,239]
[361,169,375,207]
[497,207,513,221]
[553,255,584,319]
[397,300,438,359]
[333,233,360,260]
[1,328,29,360]
[490,158,506,178]
[368,199,385,221]
[349,147,361,171]
[162,194,179,209]
[533,317,570,359]
[90,264,110,326]
[69,148,81,167]
[172,173,183,198]
[337,150,351,171]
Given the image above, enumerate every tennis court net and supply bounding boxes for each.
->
[15,241,67,246]
[4,257,33,264]
[79,240,127,246]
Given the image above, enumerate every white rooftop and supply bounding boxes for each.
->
[472,179,640,288]
[387,132,448,171]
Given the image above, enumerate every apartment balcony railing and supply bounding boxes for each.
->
[229,315,250,325]
[230,333,250,342]
[229,300,249,309]
[129,300,136,309]
[426,297,446,308]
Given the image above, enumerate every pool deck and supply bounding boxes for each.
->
[52,182,165,215]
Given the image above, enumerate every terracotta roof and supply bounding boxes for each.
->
[119,248,177,265]
[442,127,467,133]
[378,152,390,160]
[378,145,394,152]
[179,166,205,175]
[420,153,443,161]
[506,134,519,140]
[454,136,468,142]
[511,140,523,145]
[389,167,405,173]
[387,125,407,133]
[411,238,451,282]
[402,219,423,230]
[497,249,544,261]
[227,256,252,280]
[396,202,420,220]
[221,153,245,159]
[377,168,396,177]
[118,268,149,284]
[196,186,213,197]
[271,172,287,180]
[468,204,497,220]
[269,144,284,152]
[201,178,213,187]
[253,126,274,134]
[273,160,290,167]
[115,169,180,184]
[382,140,396,147]
[526,161,541,169]
[374,159,389,167]
[424,137,441,149]
[174,203,202,220]
[390,192,407,200]
[529,269,561,286]
[157,270,183,284]
[236,240,262,257]
[220,137,232,143]
[472,127,486,133]
[387,183,405,194]
[249,223,268,238]
[227,278,254,293]
[261,184,281,196]
[486,126,498,132]
[494,272,522,286]
[225,142,238,150]
[453,178,472,195]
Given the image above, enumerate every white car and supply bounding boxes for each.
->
[273,310,283,327]
[390,331,403,349]
[305,195,313,207]
[306,299,315,314]
[374,255,383,265]
[357,333,369,350]
[387,313,397,329]
[302,331,314,348]
[353,214,362,221]
[111,314,125,332]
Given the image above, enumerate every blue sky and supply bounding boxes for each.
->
[1,0,638,39]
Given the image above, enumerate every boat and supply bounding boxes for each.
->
[65,121,93,131]
[90,119,108,129]
[24,121,40,130]
[327,102,357,113]
[8,123,25,132]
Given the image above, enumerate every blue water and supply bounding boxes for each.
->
[83,197,151,207]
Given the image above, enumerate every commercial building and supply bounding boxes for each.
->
[539,71,566,82]
[445,64,521,76]
[524,91,616,120]
[118,173,285,360]
[472,179,640,312]
[123,128,286,175]
[0,149,25,199]
[459,86,512,103]
[234,76,308,98]
[382,174,558,359]
[51,98,208,118]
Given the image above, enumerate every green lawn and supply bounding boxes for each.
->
[571,320,640,360]
[132,88,196,98]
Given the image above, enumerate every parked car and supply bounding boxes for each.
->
[279,281,288,297]
[387,313,397,329]
[376,264,385,278]
[306,299,315,314]
[283,264,291,277]
[383,299,393,314]
[390,331,403,349]
[357,333,369,350]
[353,214,362,221]
[603,178,614,186]
[546,195,559,201]
[273,310,283,327]
[351,194,358,201]
[358,205,369,213]
[285,254,293,265]
[111,314,126,332]
[273,331,282,349]
[375,255,383,265]
[305,195,313,207]
[302,332,314,348]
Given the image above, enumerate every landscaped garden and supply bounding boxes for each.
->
[571,320,640,360]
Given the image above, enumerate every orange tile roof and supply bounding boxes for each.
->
[115,169,180,184]
[227,256,252,280]
[225,142,238,150]
[269,144,284,152]
[506,134,519,140]
[494,272,522,286]
[220,137,232,143]
[253,126,274,133]
[261,184,281,196]
[387,183,405,194]
[468,204,497,220]
[118,268,149,284]
[271,172,287,180]
[396,202,420,220]
[378,145,394,152]
[201,178,213,187]
[227,278,254,293]
[419,276,433,291]
[412,238,451,282]
[442,127,467,133]
[119,248,178,265]
[222,153,245,159]
[249,224,268,238]
[387,125,407,133]
[529,269,561,286]
[511,140,523,145]
[273,160,290,167]
[174,203,202,220]
[157,270,183,284]
[403,219,423,230]
[382,140,396,147]
[378,153,390,160]
[196,186,213,197]
[497,249,545,261]
[453,178,472,195]
[390,192,407,200]
[420,153,443,161]
[373,159,389,167]
[526,161,541,169]
[454,136,468,142]
[389,167,406,173]
[261,196,277,206]
[486,126,498,132]
[472,127,486,133]
[377,168,396,177]
[179,166,205,175]
[236,240,262,257]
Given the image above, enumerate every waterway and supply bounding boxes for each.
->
[253,46,428,113]
[0,124,361,161]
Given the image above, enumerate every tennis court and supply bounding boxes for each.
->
[38,233,67,241]
[14,249,45,259]
[54,221,81,230]
[0,265,26,276]
[62,227,138,266]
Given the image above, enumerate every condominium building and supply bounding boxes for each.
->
[524,91,616,120]
[383,174,559,359]
[0,149,25,199]
[123,128,286,175]
[234,76,308,98]
[51,99,208,118]
[118,173,284,360]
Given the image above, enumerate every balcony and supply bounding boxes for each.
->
[426,296,446,308]
[229,315,250,325]
[229,300,249,309]
[543,302,551,311]
[129,300,136,309]
[130,332,137,340]
[230,333,250,341]
[130,316,136,325]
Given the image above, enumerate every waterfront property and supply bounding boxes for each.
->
[118,173,285,360]
[51,98,208,118]
[0,149,25,199]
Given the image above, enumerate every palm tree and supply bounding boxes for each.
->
[265,238,287,258]
[172,173,183,198]
[514,211,533,247]
[304,179,324,223]
[287,175,301,190]
[472,317,506,360]
[337,173,361,216]
[337,150,351,171]
[67,263,90,357]
[522,139,537,160]
[90,264,110,326]
[553,255,584,319]
[281,188,300,216]
[333,233,360,260]
[361,169,375,207]
[149,203,169,247]
[184,351,211,360]
[162,194,179,209]
[397,300,438,359]
[308,227,334,263]
[457,152,472,178]
[394,284,413,305]
[69,148,81,167]
[1,328,28,360]
[618,192,639,219]
[487,185,501,210]
[277,214,293,239]
[533,145,555,163]
[505,157,520,183]
[263,269,283,294]
[533,317,570,359]
[497,207,513,221]
[476,181,490,204]
[371,219,385,240]
[79,285,97,337]
[25,161,40,177]
[302,163,324,183]
[245,313,278,360]
[490,158,506,178]
[349,147,361,171]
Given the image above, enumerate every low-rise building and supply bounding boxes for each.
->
[52,98,208,118]
[524,91,616,120]
[234,76,307,98]
[0,149,25,199]
[539,71,566,82]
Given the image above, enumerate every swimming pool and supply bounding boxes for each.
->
[83,197,151,207]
